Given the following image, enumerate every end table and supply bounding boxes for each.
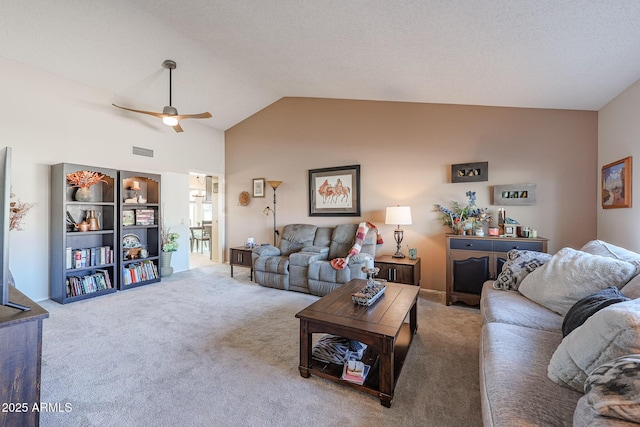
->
[374,255,421,286]
[230,246,253,281]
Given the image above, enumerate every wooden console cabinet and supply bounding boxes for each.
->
[446,235,548,306]
[375,255,421,286]
[0,287,48,427]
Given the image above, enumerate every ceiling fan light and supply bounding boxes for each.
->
[162,116,179,126]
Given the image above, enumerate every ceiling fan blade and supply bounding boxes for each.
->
[112,104,164,119]
[175,112,212,120]
[173,123,184,133]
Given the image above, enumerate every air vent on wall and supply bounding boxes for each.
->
[132,146,154,158]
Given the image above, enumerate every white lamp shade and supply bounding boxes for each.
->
[385,206,412,225]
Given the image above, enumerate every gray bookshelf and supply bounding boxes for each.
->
[118,170,161,289]
[50,163,118,303]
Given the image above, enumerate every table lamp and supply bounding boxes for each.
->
[385,206,412,258]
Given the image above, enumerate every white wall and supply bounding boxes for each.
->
[2,57,225,301]
[598,78,640,250]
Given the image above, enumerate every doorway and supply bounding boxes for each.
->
[188,173,219,268]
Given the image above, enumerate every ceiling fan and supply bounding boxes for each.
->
[112,59,212,133]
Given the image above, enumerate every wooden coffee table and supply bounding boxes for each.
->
[295,279,419,407]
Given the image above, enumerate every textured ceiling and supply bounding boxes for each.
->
[3,0,640,131]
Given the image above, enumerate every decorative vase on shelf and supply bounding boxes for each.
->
[74,186,93,202]
[160,251,174,277]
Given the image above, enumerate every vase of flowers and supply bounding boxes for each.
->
[434,191,491,235]
[66,170,107,202]
[160,221,179,277]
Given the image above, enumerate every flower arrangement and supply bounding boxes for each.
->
[434,191,491,234]
[66,170,107,188]
[160,216,180,252]
[10,199,34,231]
[161,228,179,252]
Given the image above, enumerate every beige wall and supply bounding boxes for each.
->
[598,78,640,250]
[225,97,597,293]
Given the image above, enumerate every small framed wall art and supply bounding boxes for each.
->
[494,183,537,206]
[308,164,360,216]
[602,156,632,209]
[451,162,488,183]
[252,178,265,198]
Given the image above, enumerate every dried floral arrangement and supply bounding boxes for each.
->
[66,170,107,188]
[10,192,34,231]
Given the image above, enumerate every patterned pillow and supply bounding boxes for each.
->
[584,354,640,423]
[493,249,552,291]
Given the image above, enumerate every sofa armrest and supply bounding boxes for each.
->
[290,250,329,267]
[252,244,281,257]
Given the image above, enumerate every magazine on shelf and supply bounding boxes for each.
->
[341,361,370,385]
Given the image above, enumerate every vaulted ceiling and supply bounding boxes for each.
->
[3,1,640,131]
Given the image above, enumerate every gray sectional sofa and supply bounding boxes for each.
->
[480,240,640,426]
[251,223,379,296]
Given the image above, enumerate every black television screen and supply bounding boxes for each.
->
[0,147,29,311]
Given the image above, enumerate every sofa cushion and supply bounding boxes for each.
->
[480,322,582,427]
[583,354,640,424]
[313,227,334,247]
[622,275,640,299]
[548,299,640,392]
[562,286,630,337]
[328,224,358,259]
[518,247,638,316]
[481,282,563,332]
[279,224,318,256]
[493,249,552,291]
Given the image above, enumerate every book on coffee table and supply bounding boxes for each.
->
[341,361,370,385]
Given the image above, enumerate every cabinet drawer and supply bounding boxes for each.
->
[449,238,493,251]
[493,240,543,253]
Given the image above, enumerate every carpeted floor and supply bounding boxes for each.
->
[38,263,482,427]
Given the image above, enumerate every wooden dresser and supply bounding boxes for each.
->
[446,235,548,306]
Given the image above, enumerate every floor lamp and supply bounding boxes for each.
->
[385,205,412,258]
[262,180,282,246]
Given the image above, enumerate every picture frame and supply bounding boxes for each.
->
[309,165,360,216]
[122,210,135,226]
[451,161,488,183]
[252,178,265,198]
[602,156,632,209]
[494,183,537,206]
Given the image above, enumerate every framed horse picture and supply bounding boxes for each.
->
[308,165,360,216]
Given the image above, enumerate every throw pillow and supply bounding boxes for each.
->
[580,239,640,264]
[584,354,640,423]
[547,298,640,392]
[518,247,638,316]
[562,286,630,337]
[493,249,552,291]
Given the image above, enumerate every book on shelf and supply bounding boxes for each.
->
[68,246,113,269]
[123,260,159,285]
[65,269,113,298]
[341,361,370,385]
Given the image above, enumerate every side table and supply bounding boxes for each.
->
[375,255,421,286]
[230,246,253,281]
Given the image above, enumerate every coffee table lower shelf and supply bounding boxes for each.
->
[301,323,415,405]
